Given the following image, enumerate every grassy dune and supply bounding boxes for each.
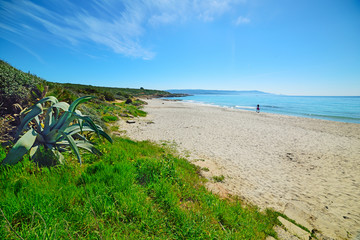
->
[0,139,279,239]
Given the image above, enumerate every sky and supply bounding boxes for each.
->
[1,0,360,96]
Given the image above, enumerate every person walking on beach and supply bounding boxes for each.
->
[256,104,260,113]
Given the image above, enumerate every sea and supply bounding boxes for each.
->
[166,90,360,124]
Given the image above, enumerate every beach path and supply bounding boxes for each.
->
[121,99,360,239]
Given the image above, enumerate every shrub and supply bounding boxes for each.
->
[101,115,118,122]
[125,98,133,104]
[103,91,115,101]
[212,175,225,182]
[0,60,44,113]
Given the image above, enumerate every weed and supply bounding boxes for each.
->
[110,126,119,132]
[212,175,225,182]
[101,115,119,122]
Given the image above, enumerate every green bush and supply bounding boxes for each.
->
[0,60,45,113]
[103,91,115,101]
[101,115,119,122]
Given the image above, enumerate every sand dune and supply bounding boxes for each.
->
[121,99,360,239]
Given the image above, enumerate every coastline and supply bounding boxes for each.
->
[121,98,360,239]
[166,94,360,124]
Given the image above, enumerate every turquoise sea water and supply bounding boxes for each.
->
[167,93,360,124]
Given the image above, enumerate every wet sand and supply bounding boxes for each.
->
[121,99,360,239]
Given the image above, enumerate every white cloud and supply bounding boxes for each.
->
[235,16,250,25]
[148,13,178,26]
[0,0,246,59]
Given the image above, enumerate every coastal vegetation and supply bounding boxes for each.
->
[0,60,314,239]
[2,96,112,166]
[0,139,279,239]
[212,175,225,183]
[0,60,171,143]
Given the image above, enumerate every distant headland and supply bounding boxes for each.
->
[167,89,271,95]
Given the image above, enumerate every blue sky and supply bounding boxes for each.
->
[1,0,359,96]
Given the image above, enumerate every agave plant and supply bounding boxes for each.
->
[1,96,112,166]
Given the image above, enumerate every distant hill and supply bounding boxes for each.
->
[167,89,271,95]
[0,59,178,114]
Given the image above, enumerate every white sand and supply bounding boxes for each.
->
[121,99,360,239]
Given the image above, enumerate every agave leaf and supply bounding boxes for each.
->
[36,132,45,143]
[72,133,87,141]
[98,129,113,144]
[45,128,62,144]
[51,111,72,131]
[75,123,112,144]
[75,110,84,133]
[56,139,101,155]
[34,116,42,132]
[78,115,100,136]
[76,141,102,155]
[44,102,70,134]
[58,113,99,137]
[23,96,59,118]
[65,124,97,136]
[16,103,43,138]
[36,96,58,106]
[29,145,39,159]
[60,131,82,164]
[52,105,59,124]
[57,147,67,152]
[52,102,70,111]
[2,129,37,165]
[75,110,83,115]
[44,110,53,133]
[68,96,94,112]
[57,114,79,133]
[92,124,112,143]
[52,149,64,164]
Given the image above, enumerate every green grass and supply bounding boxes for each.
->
[212,175,225,182]
[110,126,120,132]
[0,140,279,239]
[101,115,119,122]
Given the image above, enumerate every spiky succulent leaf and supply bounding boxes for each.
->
[68,96,94,112]
[20,96,58,117]
[98,128,113,144]
[6,95,112,166]
[65,124,96,136]
[51,111,72,131]
[60,131,82,164]
[36,96,58,105]
[52,102,70,111]
[44,102,70,134]
[59,113,100,137]
[34,116,42,132]
[2,129,37,165]
[75,110,84,133]
[76,141,102,155]
[52,149,64,164]
[15,103,43,137]
[29,145,39,159]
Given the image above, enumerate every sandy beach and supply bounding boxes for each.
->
[121,99,360,239]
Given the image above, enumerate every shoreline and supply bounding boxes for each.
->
[121,98,360,239]
[164,97,360,124]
